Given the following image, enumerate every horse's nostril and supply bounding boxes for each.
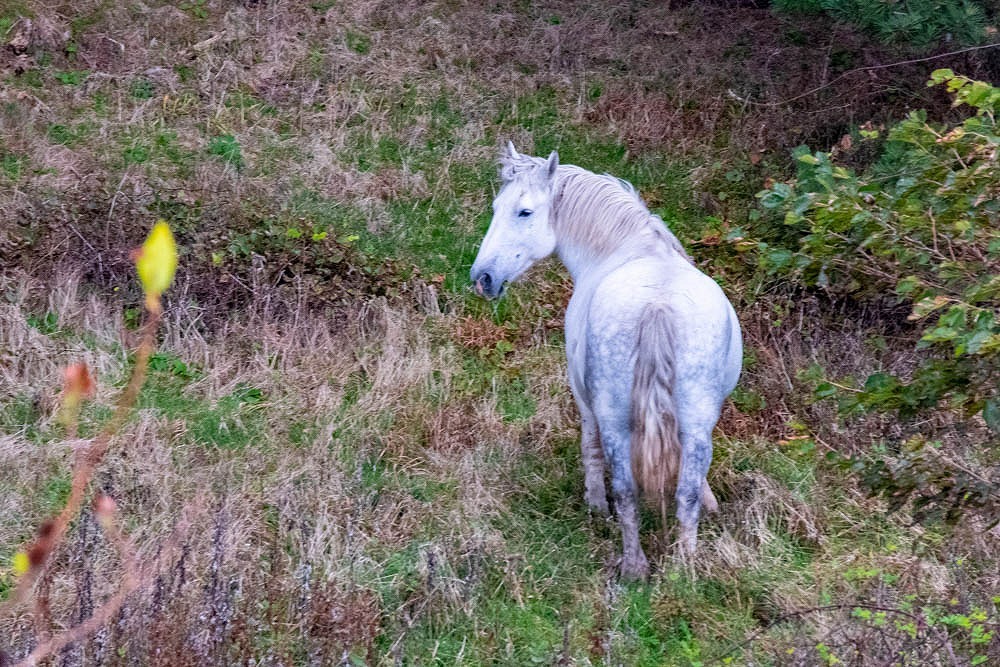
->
[481,272,493,290]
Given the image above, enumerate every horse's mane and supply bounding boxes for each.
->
[500,153,691,263]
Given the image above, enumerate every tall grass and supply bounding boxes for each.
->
[3,266,997,663]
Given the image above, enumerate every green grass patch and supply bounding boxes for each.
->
[138,360,266,451]
[179,0,208,20]
[185,385,266,450]
[123,141,151,165]
[40,472,72,514]
[148,351,201,380]
[130,78,155,100]
[53,69,87,85]
[225,89,277,116]
[0,393,44,442]
[496,376,536,422]
[207,134,244,169]
[46,122,91,147]
[345,29,371,55]
[25,311,61,336]
[118,128,195,172]
[1,152,26,180]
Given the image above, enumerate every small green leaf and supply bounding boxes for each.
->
[757,182,793,209]
[814,382,838,399]
[908,295,949,321]
[929,69,954,85]
[983,399,1000,433]
[896,276,921,296]
[863,373,901,403]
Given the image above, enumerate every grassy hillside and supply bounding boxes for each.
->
[1,0,998,664]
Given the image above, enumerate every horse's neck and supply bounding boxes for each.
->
[551,170,687,281]
[554,211,684,283]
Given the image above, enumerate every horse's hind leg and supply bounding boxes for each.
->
[676,426,715,555]
[569,369,609,516]
[701,482,718,513]
[613,477,649,580]
[598,414,649,580]
[580,410,609,516]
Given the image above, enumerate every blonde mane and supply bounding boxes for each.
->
[500,153,690,262]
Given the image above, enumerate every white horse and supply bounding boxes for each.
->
[471,143,742,579]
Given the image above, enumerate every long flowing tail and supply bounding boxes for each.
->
[631,305,682,506]
[631,305,719,519]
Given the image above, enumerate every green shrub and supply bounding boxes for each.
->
[772,0,989,47]
[755,70,999,525]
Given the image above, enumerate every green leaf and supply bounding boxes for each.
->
[896,276,921,296]
[920,326,958,345]
[764,247,794,271]
[814,382,838,399]
[929,69,954,85]
[964,329,993,355]
[938,306,966,329]
[983,399,1000,433]
[864,372,899,394]
[909,296,950,321]
[757,182,792,209]
[963,81,993,109]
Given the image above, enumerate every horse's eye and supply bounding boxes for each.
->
[517,209,533,218]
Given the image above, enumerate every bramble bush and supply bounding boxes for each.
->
[755,70,999,525]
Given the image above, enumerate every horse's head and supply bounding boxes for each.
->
[470,142,559,299]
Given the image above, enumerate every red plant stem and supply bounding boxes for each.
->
[13,508,193,667]
[0,307,161,613]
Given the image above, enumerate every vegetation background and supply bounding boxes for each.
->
[1,0,998,664]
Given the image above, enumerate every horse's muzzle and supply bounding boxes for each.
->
[472,270,503,299]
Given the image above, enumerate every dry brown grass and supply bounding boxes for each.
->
[3,265,997,663]
[0,270,542,662]
[3,0,999,662]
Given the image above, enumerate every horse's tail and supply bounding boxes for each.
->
[631,305,682,511]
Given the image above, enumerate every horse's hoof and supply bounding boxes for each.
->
[585,494,610,517]
[680,525,698,556]
[619,553,650,581]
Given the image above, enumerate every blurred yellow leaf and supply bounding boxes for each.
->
[12,550,29,575]
[134,221,178,309]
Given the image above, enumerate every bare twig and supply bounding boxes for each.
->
[13,507,195,667]
[741,43,1000,108]
[705,603,926,665]
[0,309,159,613]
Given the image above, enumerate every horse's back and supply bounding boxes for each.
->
[585,254,741,403]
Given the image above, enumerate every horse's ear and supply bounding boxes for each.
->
[545,151,559,179]
[499,141,520,181]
